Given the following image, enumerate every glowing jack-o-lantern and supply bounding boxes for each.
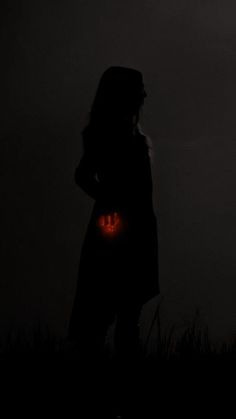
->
[97,212,123,238]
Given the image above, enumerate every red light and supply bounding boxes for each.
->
[97,212,123,238]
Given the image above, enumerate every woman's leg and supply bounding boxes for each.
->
[114,303,142,361]
[112,303,143,416]
[68,290,116,364]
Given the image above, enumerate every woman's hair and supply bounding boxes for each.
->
[81,66,148,154]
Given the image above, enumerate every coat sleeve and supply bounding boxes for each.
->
[75,150,100,200]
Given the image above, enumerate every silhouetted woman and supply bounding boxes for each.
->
[68,66,159,366]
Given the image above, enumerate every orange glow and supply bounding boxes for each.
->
[97,212,123,238]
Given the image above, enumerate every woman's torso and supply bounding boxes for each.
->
[93,132,155,218]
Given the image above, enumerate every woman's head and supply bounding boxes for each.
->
[90,66,147,129]
[82,67,147,152]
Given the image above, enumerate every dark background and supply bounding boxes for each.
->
[1,0,236,347]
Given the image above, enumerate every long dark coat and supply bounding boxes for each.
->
[68,130,159,340]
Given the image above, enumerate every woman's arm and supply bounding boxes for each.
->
[75,152,100,200]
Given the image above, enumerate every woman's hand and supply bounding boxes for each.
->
[97,211,124,238]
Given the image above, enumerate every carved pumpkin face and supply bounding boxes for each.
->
[97,212,124,238]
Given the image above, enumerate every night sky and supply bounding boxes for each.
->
[1,0,236,346]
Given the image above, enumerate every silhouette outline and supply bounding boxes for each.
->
[67,66,160,369]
